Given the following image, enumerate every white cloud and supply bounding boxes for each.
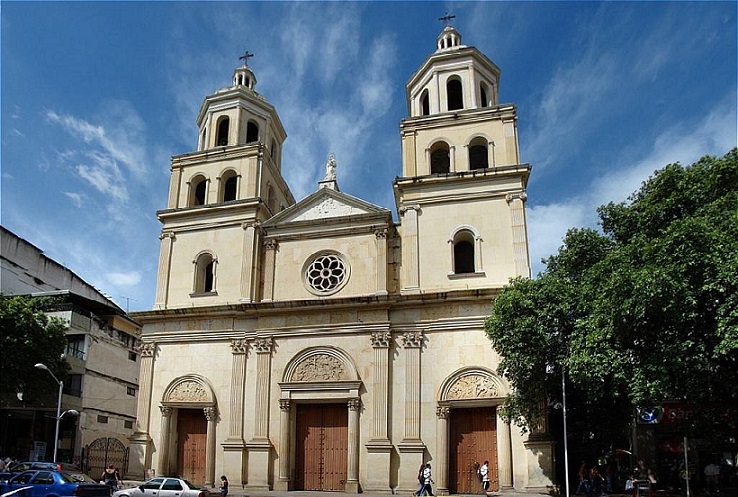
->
[63,192,84,208]
[106,271,142,287]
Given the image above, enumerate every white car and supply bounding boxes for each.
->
[113,478,210,497]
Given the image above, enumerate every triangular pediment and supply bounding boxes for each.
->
[264,187,389,227]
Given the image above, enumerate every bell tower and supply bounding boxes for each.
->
[394,23,531,294]
[154,54,295,309]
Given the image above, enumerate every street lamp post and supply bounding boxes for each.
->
[547,363,571,497]
[34,363,79,462]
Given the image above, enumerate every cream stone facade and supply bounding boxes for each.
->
[130,26,554,494]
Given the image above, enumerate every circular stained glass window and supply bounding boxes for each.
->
[305,253,348,294]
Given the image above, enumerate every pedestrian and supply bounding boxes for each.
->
[479,460,490,492]
[418,463,434,496]
[413,464,425,496]
[219,475,229,497]
[576,461,590,495]
[102,464,122,493]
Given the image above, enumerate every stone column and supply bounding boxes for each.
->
[204,406,218,487]
[346,398,362,494]
[497,411,513,489]
[154,232,175,309]
[261,240,277,301]
[275,399,291,491]
[506,193,530,278]
[223,339,248,487]
[129,342,156,479]
[239,223,259,302]
[246,338,273,490]
[449,145,456,173]
[436,406,450,495]
[365,332,392,492]
[158,406,173,476]
[398,331,425,492]
[374,229,389,295]
[399,206,421,293]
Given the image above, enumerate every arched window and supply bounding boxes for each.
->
[430,142,450,174]
[480,83,489,108]
[469,137,489,170]
[194,252,216,293]
[189,175,208,206]
[447,77,463,111]
[246,121,259,143]
[453,230,475,274]
[216,117,229,146]
[420,90,430,116]
[220,170,238,202]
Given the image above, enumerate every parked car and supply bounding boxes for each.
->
[0,463,80,485]
[0,470,109,497]
[112,478,209,497]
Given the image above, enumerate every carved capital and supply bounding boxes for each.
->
[374,228,388,239]
[348,398,362,411]
[159,231,175,241]
[230,339,248,355]
[506,192,527,204]
[436,406,450,419]
[139,342,156,357]
[401,331,423,348]
[203,406,218,421]
[264,239,278,250]
[279,399,291,411]
[253,337,273,354]
[160,406,173,417]
[370,331,391,348]
[399,205,420,216]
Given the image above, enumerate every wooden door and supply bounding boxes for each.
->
[449,407,498,494]
[176,409,207,484]
[295,404,348,491]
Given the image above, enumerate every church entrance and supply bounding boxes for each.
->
[449,407,499,494]
[176,409,207,484]
[295,404,348,491]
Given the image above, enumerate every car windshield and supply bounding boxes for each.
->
[182,479,202,490]
[59,472,96,483]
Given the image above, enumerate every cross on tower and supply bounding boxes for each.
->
[239,51,254,66]
[438,12,456,26]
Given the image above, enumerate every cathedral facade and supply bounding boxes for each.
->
[130,25,554,494]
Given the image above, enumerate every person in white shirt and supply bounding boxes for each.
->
[479,460,490,492]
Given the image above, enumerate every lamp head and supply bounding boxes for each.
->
[34,363,48,371]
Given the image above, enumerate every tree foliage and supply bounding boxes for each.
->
[0,295,70,406]
[486,149,738,443]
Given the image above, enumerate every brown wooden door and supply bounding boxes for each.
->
[295,404,348,491]
[449,407,498,494]
[176,409,207,484]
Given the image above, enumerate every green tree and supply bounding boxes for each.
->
[0,295,69,406]
[486,149,738,444]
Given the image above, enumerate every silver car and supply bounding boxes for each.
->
[113,478,210,497]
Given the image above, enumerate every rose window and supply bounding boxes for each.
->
[306,253,347,294]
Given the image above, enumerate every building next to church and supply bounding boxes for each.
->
[1,226,141,475]
[129,24,554,494]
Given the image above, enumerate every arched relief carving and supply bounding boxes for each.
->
[438,367,507,403]
[162,374,217,407]
[282,346,359,383]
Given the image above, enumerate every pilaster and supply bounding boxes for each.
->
[364,331,392,492]
[275,399,291,491]
[222,339,248,487]
[246,337,273,490]
[400,206,421,293]
[398,331,426,493]
[154,233,175,309]
[374,229,389,295]
[346,398,362,494]
[129,342,156,479]
[435,406,450,496]
[262,240,277,301]
[506,193,530,278]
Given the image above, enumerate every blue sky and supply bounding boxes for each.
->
[1,1,736,312]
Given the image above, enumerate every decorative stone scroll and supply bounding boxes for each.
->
[401,331,423,348]
[436,406,450,419]
[203,406,218,421]
[168,380,210,402]
[230,339,248,354]
[374,228,388,239]
[371,331,391,348]
[139,342,156,357]
[252,337,273,354]
[279,399,291,411]
[291,354,348,382]
[348,398,362,411]
[446,373,498,400]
